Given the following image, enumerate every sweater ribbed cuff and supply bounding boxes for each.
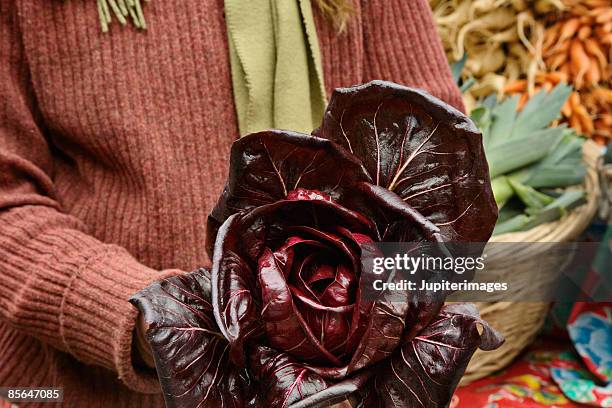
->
[59,247,182,393]
[0,206,185,393]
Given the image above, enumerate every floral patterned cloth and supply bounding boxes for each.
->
[551,364,612,407]
[453,341,583,407]
[550,302,612,406]
[454,303,612,407]
[567,303,612,383]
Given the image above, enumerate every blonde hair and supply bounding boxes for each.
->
[314,0,354,32]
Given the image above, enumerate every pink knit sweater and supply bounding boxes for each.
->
[0,0,462,406]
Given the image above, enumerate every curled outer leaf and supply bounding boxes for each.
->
[206,130,372,256]
[354,182,446,243]
[372,303,504,408]
[314,80,497,243]
[287,371,373,408]
[211,215,263,367]
[249,346,329,408]
[129,269,256,408]
[344,296,410,374]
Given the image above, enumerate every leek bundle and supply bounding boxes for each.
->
[472,84,587,235]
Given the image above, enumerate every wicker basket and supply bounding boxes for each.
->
[460,140,603,385]
[598,154,612,221]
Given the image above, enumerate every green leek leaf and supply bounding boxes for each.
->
[508,179,554,209]
[491,176,514,208]
[525,190,586,216]
[509,84,572,139]
[487,127,563,178]
[493,214,530,235]
[486,95,519,148]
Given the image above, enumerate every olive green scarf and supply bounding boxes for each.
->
[225,0,327,136]
[96,0,327,135]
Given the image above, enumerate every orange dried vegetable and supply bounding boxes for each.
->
[504,73,610,145]
[541,1,611,90]
[512,0,612,145]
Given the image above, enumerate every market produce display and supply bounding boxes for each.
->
[430,0,611,145]
[430,0,608,236]
[541,1,610,90]
[505,0,612,144]
[430,0,554,105]
[130,81,504,408]
[430,0,608,397]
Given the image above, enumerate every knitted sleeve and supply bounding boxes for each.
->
[360,0,465,112]
[0,0,177,393]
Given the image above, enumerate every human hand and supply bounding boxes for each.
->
[134,312,155,369]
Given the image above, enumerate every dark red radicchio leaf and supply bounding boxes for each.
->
[211,197,377,367]
[282,302,503,408]
[206,130,371,256]
[258,224,369,366]
[371,303,504,407]
[343,283,411,374]
[314,80,498,243]
[129,269,257,408]
[211,215,264,367]
[248,346,329,408]
[257,246,346,366]
[313,81,499,353]
[286,371,373,408]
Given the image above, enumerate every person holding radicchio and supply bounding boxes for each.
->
[0,0,502,407]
